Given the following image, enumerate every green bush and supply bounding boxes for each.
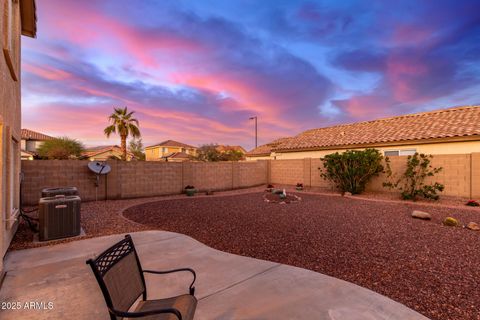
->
[319,149,384,194]
[37,137,84,160]
[383,153,444,201]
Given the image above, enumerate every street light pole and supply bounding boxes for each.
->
[249,116,257,148]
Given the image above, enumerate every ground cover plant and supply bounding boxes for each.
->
[466,200,479,207]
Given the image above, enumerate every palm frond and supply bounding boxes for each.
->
[104,125,116,137]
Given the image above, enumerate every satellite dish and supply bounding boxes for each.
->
[88,161,111,201]
[88,161,111,175]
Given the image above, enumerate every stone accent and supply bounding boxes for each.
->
[411,210,432,220]
[443,217,459,227]
[466,222,480,231]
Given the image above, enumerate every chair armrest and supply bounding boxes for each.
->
[143,268,196,295]
[111,306,182,319]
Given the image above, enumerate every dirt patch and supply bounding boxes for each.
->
[124,192,480,320]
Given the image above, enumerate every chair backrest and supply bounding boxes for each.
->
[87,235,146,318]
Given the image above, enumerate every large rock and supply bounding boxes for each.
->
[443,217,459,227]
[411,210,431,220]
[466,222,480,231]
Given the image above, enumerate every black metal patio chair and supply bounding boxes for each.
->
[86,234,197,320]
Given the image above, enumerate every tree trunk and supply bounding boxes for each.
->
[121,135,127,161]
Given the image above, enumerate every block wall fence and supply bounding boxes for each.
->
[21,153,480,205]
[21,160,268,205]
[269,153,480,199]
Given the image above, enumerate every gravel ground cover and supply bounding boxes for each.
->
[10,187,480,320]
[9,187,266,250]
[122,192,480,320]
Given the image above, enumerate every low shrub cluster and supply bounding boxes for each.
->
[383,153,444,201]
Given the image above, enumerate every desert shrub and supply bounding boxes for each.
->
[319,149,384,194]
[383,153,444,201]
[37,137,84,160]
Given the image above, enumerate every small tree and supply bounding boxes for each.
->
[383,153,444,201]
[128,138,145,160]
[196,144,245,161]
[196,144,222,162]
[319,149,384,194]
[221,150,244,161]
[37,137,85,160]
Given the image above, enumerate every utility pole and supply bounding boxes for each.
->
[249,116,257,148]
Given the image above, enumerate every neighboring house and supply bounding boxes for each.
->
[21,149,35,161]
[0,0,36,275]
[81,145,135,161]
[20,128,54,159]
[246,106,480,160]
[161,151,191,162]
[245,137,293,160]
[145,140,197,161]
[215,145,247,154]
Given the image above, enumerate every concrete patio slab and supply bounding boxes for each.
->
[0,231,429,320]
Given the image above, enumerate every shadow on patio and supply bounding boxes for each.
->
[1,231,427,319]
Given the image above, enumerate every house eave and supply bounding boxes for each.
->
[273,135,480,153]
[20,0,37,38]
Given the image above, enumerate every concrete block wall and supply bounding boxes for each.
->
[270,159,304,186]
[21,160,268,205]
[20,154,480,205]
[269,154,480,198]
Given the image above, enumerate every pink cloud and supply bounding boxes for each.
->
[37,1,205,68]
[169,72,301,131]
[23,63,72,80]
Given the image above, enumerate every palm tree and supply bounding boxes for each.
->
[104,107,141,160]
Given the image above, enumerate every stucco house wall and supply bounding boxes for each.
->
[1,0,22,274]
[269,140,480,160]
[146,145,197,161]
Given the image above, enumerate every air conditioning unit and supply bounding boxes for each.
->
[41,186,79,198]
[39,195,81,241]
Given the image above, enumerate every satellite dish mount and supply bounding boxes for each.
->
[87,161,112,201]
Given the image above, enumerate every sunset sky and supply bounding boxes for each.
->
[21,0,480,150]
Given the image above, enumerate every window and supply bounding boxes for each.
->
[384,150,399,157]
[162,147,168,153]
[9,138,20,220]
[384,149,416,156]
[181,148,185,153]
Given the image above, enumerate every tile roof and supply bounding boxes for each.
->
[162,151,191,159]
[21,128,54,141]
[216,145,247,153]
[145,140,196,149]
[21,149,37,156]
[82,145,134,158]
[246,137,294,156]
[277,106,480,152]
